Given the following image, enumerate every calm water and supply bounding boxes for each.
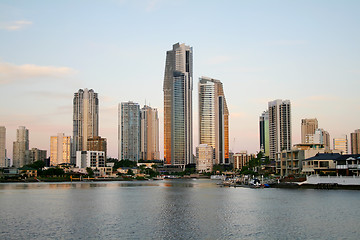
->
[0,179,359,240]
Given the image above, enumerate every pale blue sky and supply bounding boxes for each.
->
[1,0,359,158]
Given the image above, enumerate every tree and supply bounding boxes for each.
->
[127,169,134,176]
[86,167,94,178]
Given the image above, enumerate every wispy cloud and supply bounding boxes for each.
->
[0,20,32,31]
[0,61,76,85]
[267,40,307,46]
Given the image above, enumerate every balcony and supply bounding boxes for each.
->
[336,165,347,169]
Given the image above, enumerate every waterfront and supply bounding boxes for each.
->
[0,180,359,240]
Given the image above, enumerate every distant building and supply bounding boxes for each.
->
[268,99,291,160]
[140,105,160,160]
[163,43,193,167]
[301,118,318,144]
[87,136,107,159]
[198,77,229,165]
[259,111,269,157]
[72,88,99,162]
[335,154,360,176]
[76,151,105,168]
[27,148,47,164]
[350,129,360,154]
[13,126,29,168]
[233,151,255,170]
[277,143,329,176]
[306,128,331,151]
[196,144,213,173]
[333,135,348,154]
[119,101,140,161]
[50,133,71,166]
[302,153,341,175]
[0,126,6,167]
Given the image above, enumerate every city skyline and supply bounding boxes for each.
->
[1,1,360,158]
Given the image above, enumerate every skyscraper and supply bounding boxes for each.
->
[310,128,330,150]
[334,135,348,154]
[198,77,229,164]
[259,111,269,157]
[72,88,99,162]
[50,133,71,166]
[119,101,140,161]
[301,118,318,143]
[350,129,360,154]
[163,43,193,167]
[13,126,29,168]
[268,99,291,160]
[140,105,160,160]
[0,126,6,167]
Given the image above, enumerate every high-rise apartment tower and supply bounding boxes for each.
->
[72,88,99,162]
[13,126,29,168]
[301,118,318,143]
[351,129,360,154]
[119,101,140,161]
[198,77,229,164]
[334,135,348,154]
[259,111,269,157]
[50,133,71,166]
[268,99,292,160]
[163,43,193,167]
[140,105,160,160]
[0,126,6,167]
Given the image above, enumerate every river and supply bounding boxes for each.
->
[0,179,359,239]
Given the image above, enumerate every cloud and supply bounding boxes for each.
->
[0,20,32,31]
[268,40,307,46]
[0,61,76,85]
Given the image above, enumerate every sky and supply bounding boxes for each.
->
[0,0,359,159]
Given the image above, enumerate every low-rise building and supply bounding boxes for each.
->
[277,143,332,176]
[335,154,360,176]
[76,151,105,168]
[302,153,341,175]
[233,151,255,170]
[196,144,213,173]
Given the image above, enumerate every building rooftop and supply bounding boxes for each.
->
[304,153,341,161]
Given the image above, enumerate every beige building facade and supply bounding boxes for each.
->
[301,118,318,143]
[50,133,71,166]
[333,135,348,154]
[140,105,160,160]
[233,151,255,170]
[350,129,360,154]
[196,144,213,172]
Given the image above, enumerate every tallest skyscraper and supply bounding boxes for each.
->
[72,88,99,162]
[163,43,193,167]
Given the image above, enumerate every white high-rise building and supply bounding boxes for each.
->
[72,89,99,162]
[268,99,291,160]
[163,43,193,167]
[119,101,140,161]
[140,105,160,160]
[13,126,29,168]
[0,126,6,167]
[198,77,229,165]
